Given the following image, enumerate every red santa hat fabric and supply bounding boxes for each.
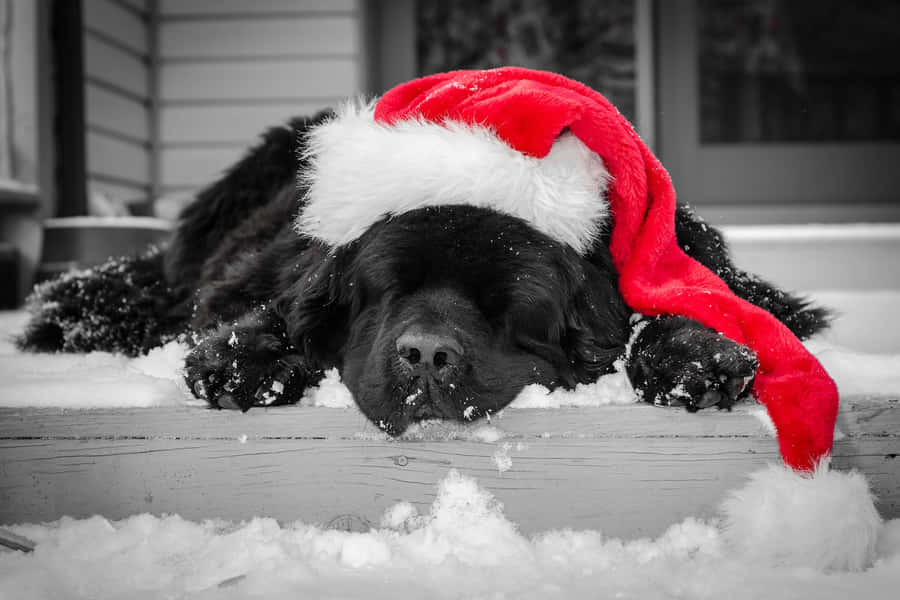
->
[298,67,838,472]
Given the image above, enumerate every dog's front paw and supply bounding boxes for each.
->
[627,317,758,411]
[17,249,173,355]
[184,319,307,411]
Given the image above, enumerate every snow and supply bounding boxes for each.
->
[298,367,355,408]
[6,288,899,410]
[810,289,900,354]
[510,358,639,408]
[0,312,195,409]
[1,468,899,600]
[2,289,900,597]
[721,222,900,242]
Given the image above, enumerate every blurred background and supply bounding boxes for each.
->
[1,0,899,307]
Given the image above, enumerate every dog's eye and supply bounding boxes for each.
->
[477,289,507,321]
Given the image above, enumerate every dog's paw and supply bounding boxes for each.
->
[184,320,307,411]
[17,249,173,356]
[626,317,758,411]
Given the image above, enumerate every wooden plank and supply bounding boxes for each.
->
[0,398,895,443]
[159,0,357,17]
[84,33,148,99]
[0,437,784,537]
[86,83,149,142]
[0,404,780,440]
[159,146,243,187]
[87,130,150,184]
[159,102,330,144]
[84,0,148,56]
[159,58,358,101]
[0,399,896,536]
[159,17,359,59]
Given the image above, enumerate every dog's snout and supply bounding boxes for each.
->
[396,330,463,373]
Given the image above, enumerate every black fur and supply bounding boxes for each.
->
[17,114,831,432]
[673,205,831,339]
[625,316,758,411]
[17,247,181,355]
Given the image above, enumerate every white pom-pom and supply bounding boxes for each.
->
[720,461,882,571]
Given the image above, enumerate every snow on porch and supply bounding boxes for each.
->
[1,283,899,597]
[0,299,898,537]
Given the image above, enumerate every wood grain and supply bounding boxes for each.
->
[1,399,897,536]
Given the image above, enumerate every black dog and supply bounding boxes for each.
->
[18,111,828,434]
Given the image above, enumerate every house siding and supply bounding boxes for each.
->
[156,0,364,194]
[83,0,152,206]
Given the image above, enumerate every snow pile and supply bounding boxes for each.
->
[0,312,193,408]
[299,367,355,408]
[0,311,640,410]
[302,361,640,411]
[2,468,899,599]
[809,289,900,354]
[510,358,638,408]
[804,338,900,398]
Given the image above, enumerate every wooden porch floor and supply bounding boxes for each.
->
[1,398,897,537]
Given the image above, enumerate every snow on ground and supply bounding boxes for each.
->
[1,292,900,597]
[0,469,898,600]
[0,312,195,409]
[2,289,899,410]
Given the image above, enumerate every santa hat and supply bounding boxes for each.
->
[297,67,838,472]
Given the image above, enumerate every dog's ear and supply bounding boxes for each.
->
[507,250,631,387]
[561,253,632,384]
[276,242,359,369]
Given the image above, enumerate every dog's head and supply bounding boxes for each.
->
[282,205,629,434]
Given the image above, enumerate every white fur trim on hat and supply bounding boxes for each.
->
[296,101,610,253]
[720,460,882,571]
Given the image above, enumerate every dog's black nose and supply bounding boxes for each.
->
[396,329,463,375]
